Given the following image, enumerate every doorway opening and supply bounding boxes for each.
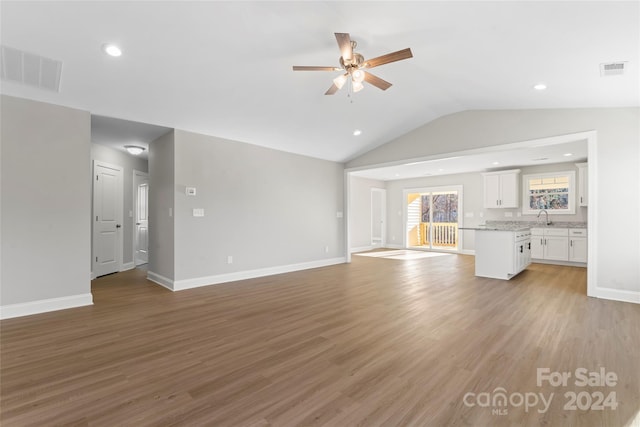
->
[133,170,149,267]
[405,186,462,252]
[371,188,386,247]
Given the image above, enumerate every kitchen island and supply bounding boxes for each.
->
[462,224,532,280]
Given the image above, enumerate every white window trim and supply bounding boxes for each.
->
[522,170,576,215]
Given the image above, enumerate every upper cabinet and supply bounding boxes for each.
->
[576,162,588,207]
[482,169,520,208]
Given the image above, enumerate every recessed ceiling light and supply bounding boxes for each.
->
[563,153,573,157]
[533,83,547,91]
[353,129,362,136]
[492,161,500,165]
[103,44,122,57]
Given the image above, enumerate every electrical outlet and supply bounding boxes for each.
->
[227,255,233,264]
[325,246,329,253]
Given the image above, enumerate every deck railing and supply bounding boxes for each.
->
[420,222,458,248]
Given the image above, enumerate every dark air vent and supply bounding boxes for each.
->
[600,62,627,77]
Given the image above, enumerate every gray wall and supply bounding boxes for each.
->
[349,176,385,251]
[348,108,640,294]
[90,143,148,267]
[148,131,175,281]
[1,95,91,305]
[173,129,345,281]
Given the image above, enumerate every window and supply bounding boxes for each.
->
[522,171,576,215]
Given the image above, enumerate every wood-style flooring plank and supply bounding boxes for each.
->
[1,253,639,426]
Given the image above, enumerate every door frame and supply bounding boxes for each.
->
[370,188,386,247]
[92,160,124,278]
[402,185,463,252]
[133,170,149,266]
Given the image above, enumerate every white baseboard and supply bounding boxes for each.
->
[159,257,346,292]
[147,271,175,291]
[0,293,94,320]
[460,249,476,256]
[120,262,135,272]
[531,259,587,268]
[591,287,640,304]
[350,245,375,253]
[90,271,96,280]
[385,243,404,249]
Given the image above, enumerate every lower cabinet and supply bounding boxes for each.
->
[569,229,588,263]
[531,228,587,265]
[544,235,570,261]
[475,229,531,280]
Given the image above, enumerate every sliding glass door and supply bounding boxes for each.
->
[406,186,461,251]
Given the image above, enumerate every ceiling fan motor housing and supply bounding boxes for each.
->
[340,52,365,71]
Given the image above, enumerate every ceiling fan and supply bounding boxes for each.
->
[293,32,413,95]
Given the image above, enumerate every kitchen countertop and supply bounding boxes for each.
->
[460,224,531,231]
[461,220,587,231]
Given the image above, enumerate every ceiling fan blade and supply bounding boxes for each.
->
[364,48,413,69]
[293,66,341,71]
[335,33,353,61]
[363,72,392,90]
[325,83,340,95]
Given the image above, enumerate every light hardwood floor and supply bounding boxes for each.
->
[1,253,639,426]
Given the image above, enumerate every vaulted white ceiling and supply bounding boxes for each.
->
[1,1,638,163]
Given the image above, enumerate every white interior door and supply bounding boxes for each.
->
[371,188,386,247]
[93,161,123,277]
[134,171,149,265]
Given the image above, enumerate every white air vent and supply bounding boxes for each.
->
[0,45,62,92]
[600,62,627,77]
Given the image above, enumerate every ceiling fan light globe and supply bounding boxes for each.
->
[333,74,348,90]
[352,80,364,92]
[352,69,365,83]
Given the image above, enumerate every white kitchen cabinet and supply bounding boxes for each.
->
[569,228,588,263]
[531,227,586,265]
[475,229,531,280]
[576,163,588,207]
[544,235,570,261]
[530,232,544,259]
[482,169,520,208]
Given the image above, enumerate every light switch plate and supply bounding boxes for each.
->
[193,208,205,217]
[186,187,197,196]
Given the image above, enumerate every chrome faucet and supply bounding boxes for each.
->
[537,209,552,225]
